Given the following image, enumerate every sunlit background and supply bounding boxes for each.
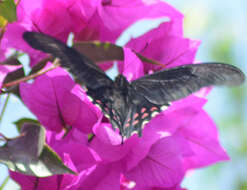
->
[166,0,247,189]
[0,0,246,189]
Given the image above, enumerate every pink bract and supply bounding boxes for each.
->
[15,46,230,190]
[2,0,96,66]
[20,62,100,132]
[126,22,201,73]
[74,0,183,42]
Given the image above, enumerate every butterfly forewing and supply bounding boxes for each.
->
[23,32,113,90]
[131,63,245,104]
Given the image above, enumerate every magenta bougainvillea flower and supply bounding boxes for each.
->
[1,0,182,67]
[14,48,229,189]
[2,0,231,189]
[0,46,7,62]
[126,22,201,73]
[2,0,97,66]
[20,62,100,132]
[74,0,183,42]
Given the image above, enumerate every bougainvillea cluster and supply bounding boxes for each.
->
[0,0,230,189]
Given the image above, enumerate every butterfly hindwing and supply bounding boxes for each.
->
[121,95,170,138]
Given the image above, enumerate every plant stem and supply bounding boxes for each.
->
[0,176,9,190]
[0,93,10,127]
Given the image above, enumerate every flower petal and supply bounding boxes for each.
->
[181,110,230,169]
[126,22,200,72]
[20,63,99,132]
[126,136,188,188]
[78,163,122,190]
[119,47,144,81]
[93,121,122,146]
[76,0,183,42]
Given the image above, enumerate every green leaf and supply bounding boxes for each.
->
[0,123,75,177]
[0,15,7,27]
[39,145,75,176]
[74,41,124,62]
[74,41,160,66]
[0,0,16,22]
[237,181,247,190]
[13,118,40,132]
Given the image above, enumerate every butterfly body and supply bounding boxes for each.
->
[23,32,245,139]
[87,74,168,137]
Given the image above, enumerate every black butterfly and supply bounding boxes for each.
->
[23,32,245,139]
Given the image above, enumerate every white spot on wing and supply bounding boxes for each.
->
[141,120,149,129]
[87,96,93,102]
[95,104,102,110]
[161,105,168,111]
[151,111,159,118]
[130,131,138,136]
